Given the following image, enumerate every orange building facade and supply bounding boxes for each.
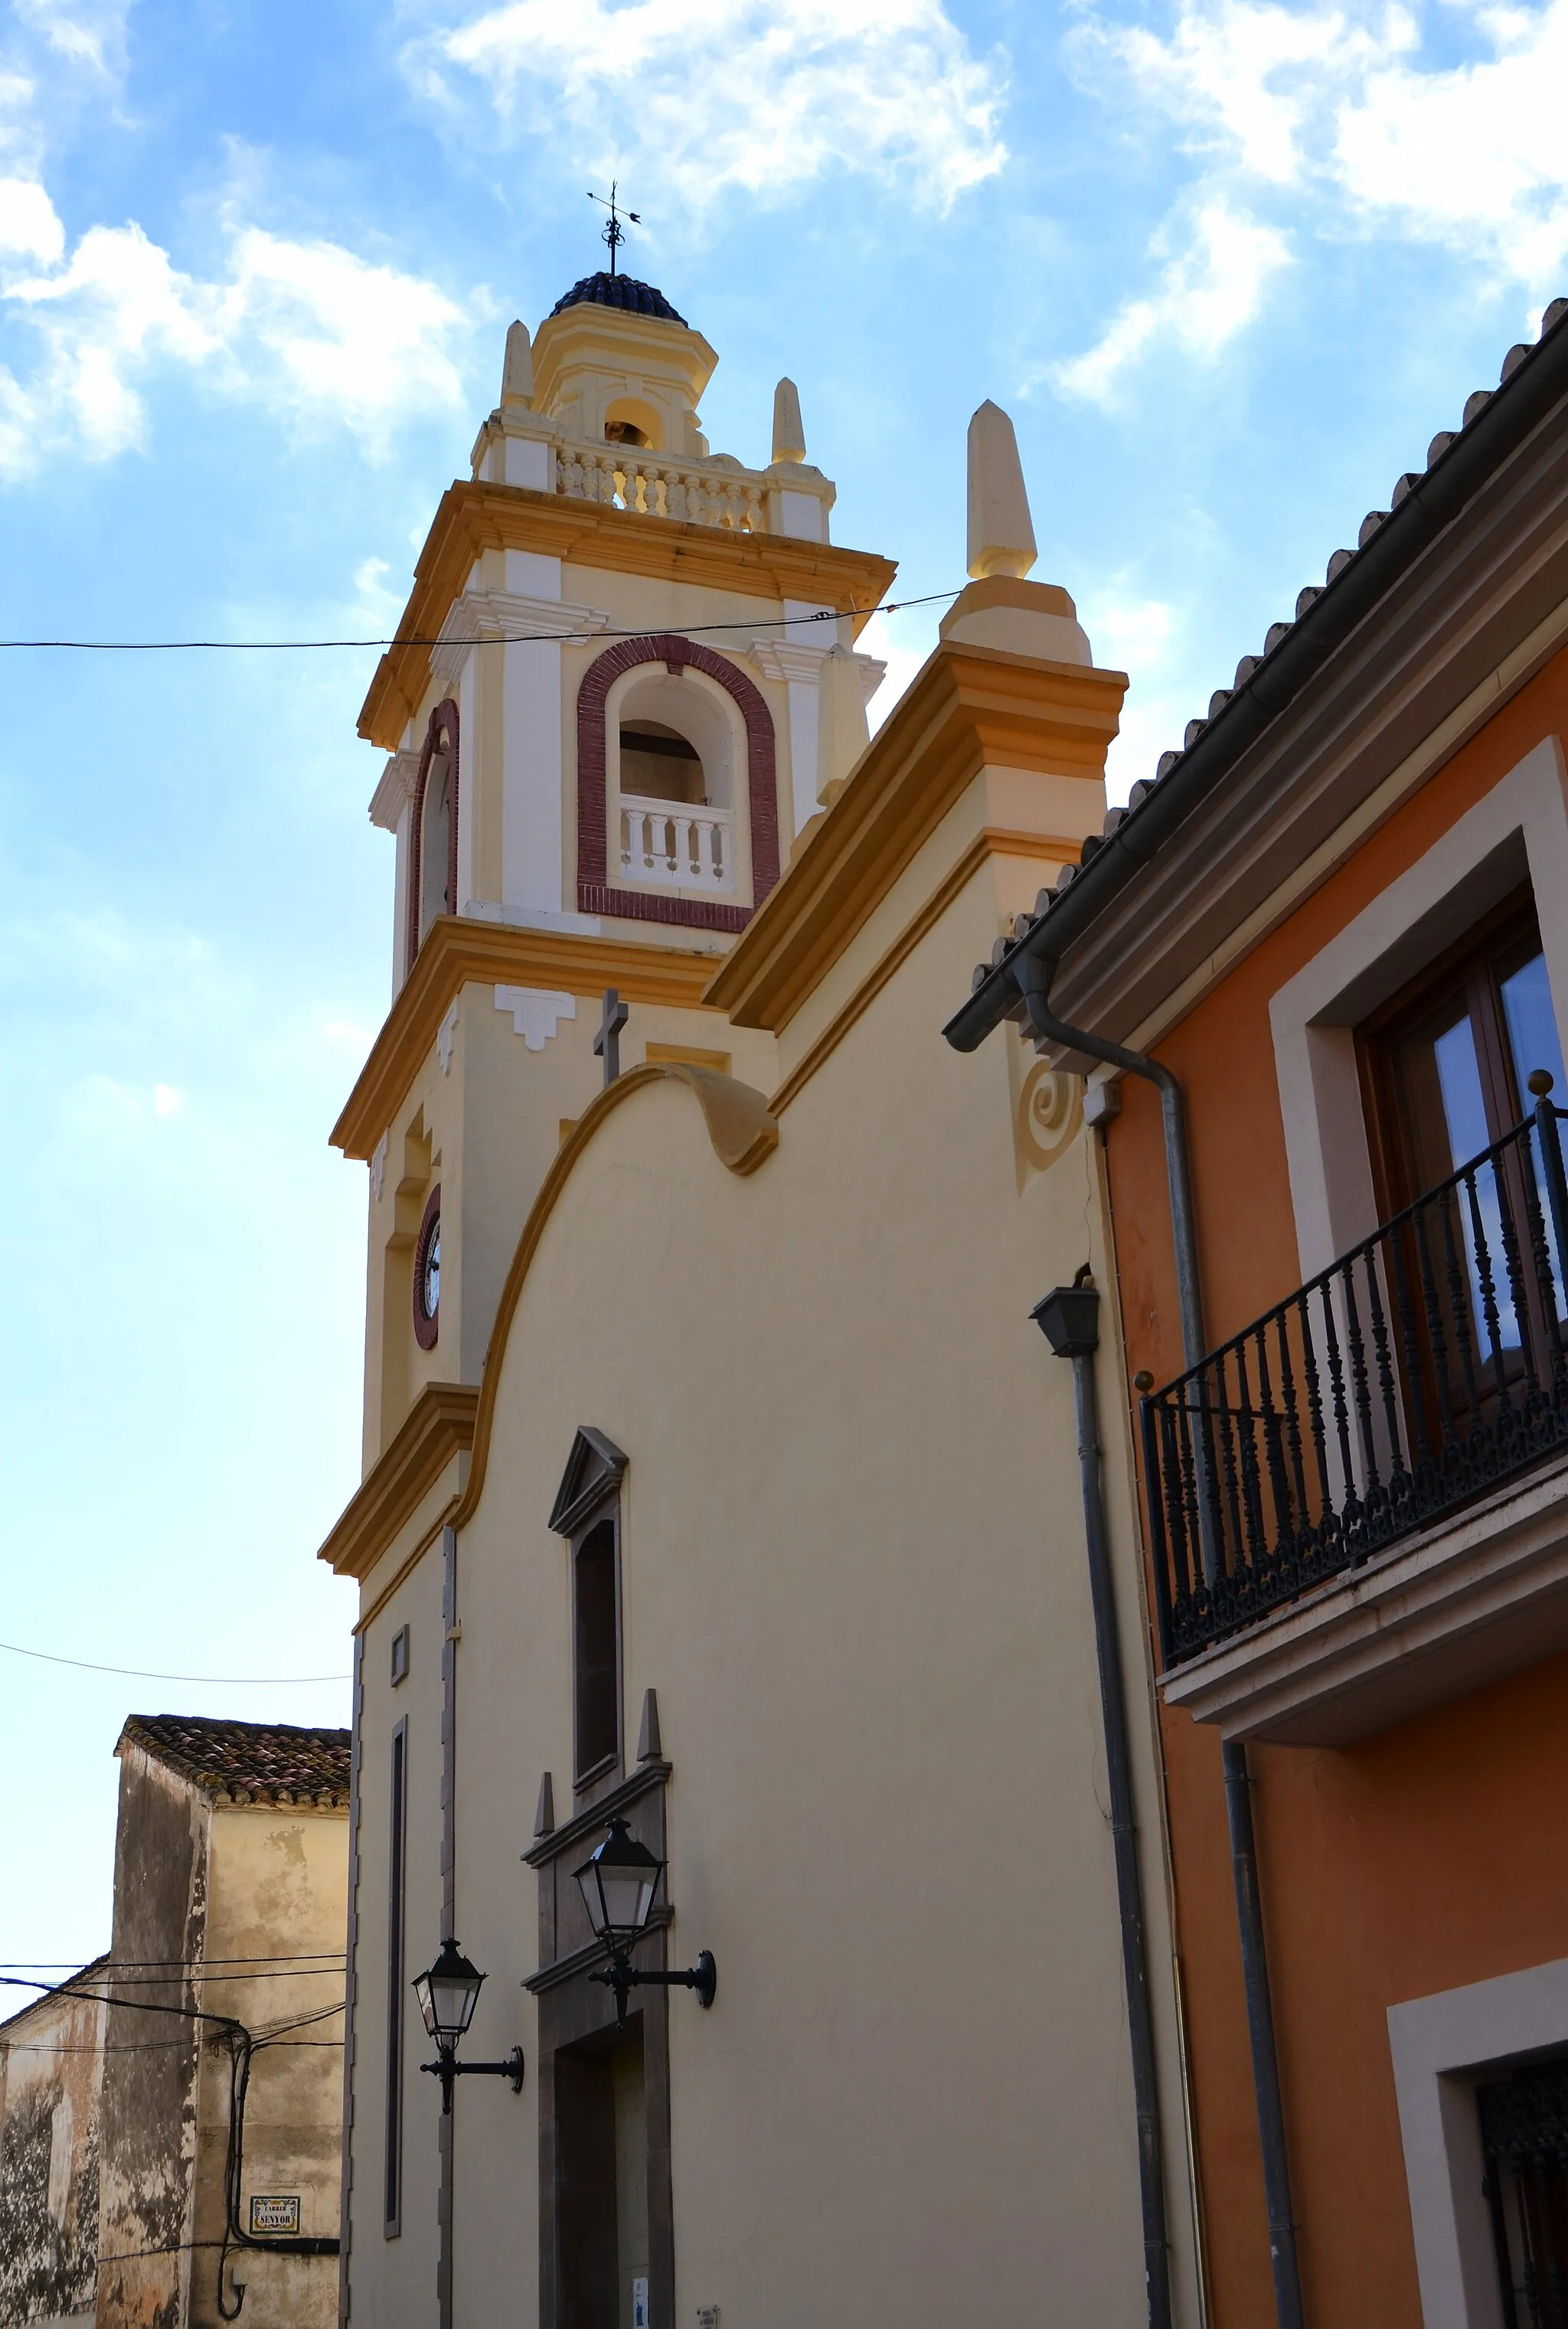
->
[949,296,1568,2328]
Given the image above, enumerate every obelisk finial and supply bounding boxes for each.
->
[966,401,1037,581]
[772,377,806,465]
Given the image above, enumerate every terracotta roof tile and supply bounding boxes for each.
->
[118,1713,351,1807]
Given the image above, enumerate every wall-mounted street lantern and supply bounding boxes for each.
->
[414,1938,525,2112]
[573,1815,717,2030]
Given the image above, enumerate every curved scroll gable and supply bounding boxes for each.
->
[449,1063,779,1533]
[406,697,461,980]
[577,633,780,933]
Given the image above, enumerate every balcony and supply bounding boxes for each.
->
[557,445,766,532]
[1142,1097,1568,1743]
[618,795,735,894]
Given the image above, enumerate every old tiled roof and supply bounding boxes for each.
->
[118,1714,351,1807]
[549,271,688,325]
[967,292,1568,1003]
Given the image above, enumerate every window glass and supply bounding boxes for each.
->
[1432,1012,1490,1171]
[574,1521,619,1779]
[1500,949,1566,1103]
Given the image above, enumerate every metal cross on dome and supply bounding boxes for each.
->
[594,988,629,1088]
[587,184,640,276]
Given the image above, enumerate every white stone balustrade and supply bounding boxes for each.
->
[557,446,766,534]
[619,795,734,891]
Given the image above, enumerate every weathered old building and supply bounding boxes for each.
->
[0,1965,107,2329]
[0,1717,351,2329]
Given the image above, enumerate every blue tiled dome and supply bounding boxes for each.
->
[549,272,688,325]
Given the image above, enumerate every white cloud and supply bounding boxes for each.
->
[13,0,129,80]
[1053,201,1292,403]
[413,0,1006,211]
[0,175,64,260]
[0,199,470,478]
[1078,0,1568,291]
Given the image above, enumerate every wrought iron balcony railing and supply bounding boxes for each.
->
[1142,1089,1568,1667]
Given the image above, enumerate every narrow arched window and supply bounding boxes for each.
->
[406,699,460,976]
[548,1427,629,1795]
[573,1520,619,1783]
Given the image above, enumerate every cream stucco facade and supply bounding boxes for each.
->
[326,273,1204,2328]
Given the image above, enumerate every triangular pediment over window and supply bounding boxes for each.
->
[547,1426,629,1537]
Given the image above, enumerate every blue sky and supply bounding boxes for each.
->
[2,0,1565,1979]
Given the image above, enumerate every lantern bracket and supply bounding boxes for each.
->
[590,1948,717,2032]
[420,2043,526,2115]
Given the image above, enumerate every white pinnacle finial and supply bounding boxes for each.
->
[773,377,805,465]
[966,400,1037,580]
[501,320,535,410]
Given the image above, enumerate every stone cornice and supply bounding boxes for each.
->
[430,589,612,687]
[357,481,897,750]
[704,639,1126,1034]
[330,913,731,1160]
[369,750,419,833]
[316,1381,480,1582]
[750,639,832,684]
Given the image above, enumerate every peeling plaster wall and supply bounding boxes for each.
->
[96,1747,208,2329]
[0,1983,106,2328]
[188,1808,347,2329]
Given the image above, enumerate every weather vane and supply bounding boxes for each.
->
[587,183,640,276]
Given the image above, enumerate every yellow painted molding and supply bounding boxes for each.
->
[449,1063,778,1533]
[317,1381,479,1580]
[358,480,898,749]
[645,1040,733,1073]
[769,826,1073,1118]
[704,641,1125,1034]
[331,915,730,1160]
[354,1511,452,1637]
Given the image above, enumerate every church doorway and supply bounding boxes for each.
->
[554,2018,650,2329]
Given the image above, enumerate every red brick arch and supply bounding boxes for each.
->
[406,697,461,978]
[576,635,780,932]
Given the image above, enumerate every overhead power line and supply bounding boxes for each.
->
[0,588,960,653]
[0,1639,349,1684]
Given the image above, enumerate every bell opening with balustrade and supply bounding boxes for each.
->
[558,443,766,533]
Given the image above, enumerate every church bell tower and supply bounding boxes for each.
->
[332,263,897,1474]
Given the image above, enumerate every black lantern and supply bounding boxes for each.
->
[573,1813,717,2029]
[1031,1271,1101,1358]
[413,1936,485,2046]
[574,1816,662,1945]
[413,1939,524,2112]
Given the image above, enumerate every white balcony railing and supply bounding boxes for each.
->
[619,795,734,892]
[559,447,764,533]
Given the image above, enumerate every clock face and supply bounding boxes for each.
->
[412,1184,441,1350]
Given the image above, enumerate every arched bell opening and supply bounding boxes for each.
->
[406,699,460,975]
[603,396,662,452]
[608,668,742,900]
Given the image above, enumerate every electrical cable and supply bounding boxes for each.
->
[0,1638,350,1683]
[2,1953,344,1968]
[0,589,959,653]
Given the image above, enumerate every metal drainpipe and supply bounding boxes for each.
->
[1015,957,1305,2329]
[1034,1270,1172,2329]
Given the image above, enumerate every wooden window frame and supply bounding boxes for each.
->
[1357,883,1545,1222]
